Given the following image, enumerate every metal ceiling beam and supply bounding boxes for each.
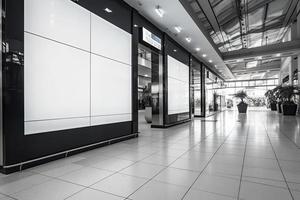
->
[178,0,222,57]
[261,3,269,46]
[223,40,300,61]
[245,0,274,14]
[234,0,247,49]
[194,0,228,50]
[277,0,299,41]
[232,62,281,73]
[216,21,283,48]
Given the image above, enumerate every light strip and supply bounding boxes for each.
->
[155,6,165,18]
[185,37,191,43]
[104,8,112,13]
[174,26,182,33]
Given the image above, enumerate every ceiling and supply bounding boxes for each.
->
[183,0,300,80]
[123,0,235,79]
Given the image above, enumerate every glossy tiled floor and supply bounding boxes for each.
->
[1,110,300,200]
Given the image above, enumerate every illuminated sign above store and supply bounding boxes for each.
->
[142,27,162,50]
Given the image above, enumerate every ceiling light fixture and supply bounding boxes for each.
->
[276,53,281,57]
[202,54,207,57]
[104,8,112,13]
[195,47,200,52]
[209,60,212,63]
[174,26,182,33]
[133,24,138,28]
[185,37,191,43]
[155,6,165,18]
[173,49,177,52]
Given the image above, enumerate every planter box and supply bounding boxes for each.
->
[144,107,152,123]
[277,103,282,113]
[281,104,298,116]
[237,103,248,113]
[270,103,277,111]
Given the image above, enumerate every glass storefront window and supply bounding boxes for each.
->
[192,62,201,116]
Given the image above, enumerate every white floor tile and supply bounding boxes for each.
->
[243,167,284,181]
[129,180,187,200]
[0,172,50,195]
[141,154,177,166]
[183,189,235,200]
[154,167,199,187]
[11,179,84,200]
[204,162,242,177]
[30,163,83,178]
[91,158,134,172]
[91,173,147,197]
[58,167,114,186]
[192,174,239,198]
[239,180,293,200]
[120,162,164,179]
[66,188,124,200]
[170,157,207,172]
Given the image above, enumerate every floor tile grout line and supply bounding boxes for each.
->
[2,173,57,200]
[6,116,232,200]
[122,135,213,199]
[180,124,238,200]
[83,125,223,198]
[20,150,159,200]
[62,151,160,200]
[123,120,233,200]
[264,122,295,200]
[265,114,300,149]
[0,193,18,200]
[236,125,250,200]
[242,178,290,190]
[278,130,300,149]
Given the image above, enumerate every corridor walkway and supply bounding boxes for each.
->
[0,111,299,200]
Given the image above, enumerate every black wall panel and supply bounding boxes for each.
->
[2,0,134,171]
[75,0,132,33]
[164,35,191,126]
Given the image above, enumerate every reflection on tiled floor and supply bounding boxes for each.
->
[0,111,300,200]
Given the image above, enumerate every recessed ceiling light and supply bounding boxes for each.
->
[173,49,177,52]
[174,26,182,33]
[104,8,112,13]
[276,53,281,57]
[145,74,149,77]
[185,37,191,43]
[195,47,200,52]
[209,60,212,63]
[155,6,165,18]
[202,54,207,57]
[214,65,217,67]
[133,24,138,28]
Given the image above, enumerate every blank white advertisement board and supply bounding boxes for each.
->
[167,56,189,115]
[24,0,132,135]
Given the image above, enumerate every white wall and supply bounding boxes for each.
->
[24,0,132,135]
[167,56,189,115]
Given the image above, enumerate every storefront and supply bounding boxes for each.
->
[1,0,222,173]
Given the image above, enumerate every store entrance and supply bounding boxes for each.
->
[137,44,162,131]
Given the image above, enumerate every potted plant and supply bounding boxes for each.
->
[142,85,152,123]
[265,90,277,111]
[234,90,248,113]
[273,85,283,113]
[278,85,300,116]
